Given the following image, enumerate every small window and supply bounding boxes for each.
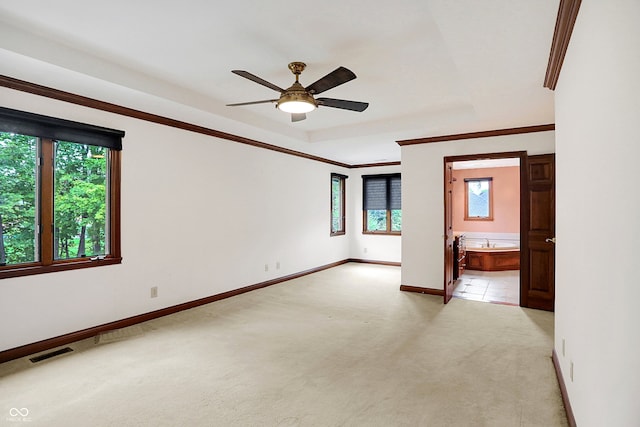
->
[0,107,123,279]
[464,177,493,220]
[331,173,346,236]
[363,174,401,234]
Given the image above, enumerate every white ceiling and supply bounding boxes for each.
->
[0,1,558,165]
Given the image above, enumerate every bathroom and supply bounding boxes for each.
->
[451,158,520,305]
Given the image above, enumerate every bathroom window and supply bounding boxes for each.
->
[362,174,401,234]
[330,173,346,236]
[464,177,493,221]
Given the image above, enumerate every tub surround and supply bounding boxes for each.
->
[469,246,519,252]
[455,231,520,250]
[466,248,520,271]
[457,232,520,272]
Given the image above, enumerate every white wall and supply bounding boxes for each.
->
[401,131,554,288]
[554,1,640,425]
[348,165,402,263]
[0,87,352,352]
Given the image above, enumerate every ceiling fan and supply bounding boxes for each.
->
[226,62,369,122]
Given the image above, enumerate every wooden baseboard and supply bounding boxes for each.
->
[0,259,351,364]
[399,285,445,296]
[552,350,577,427]
[348,258,401,267]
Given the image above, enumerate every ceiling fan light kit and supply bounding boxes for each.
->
[277,98,316,113]
[227,62,368,122]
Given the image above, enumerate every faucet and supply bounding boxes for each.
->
[485,238,490,248]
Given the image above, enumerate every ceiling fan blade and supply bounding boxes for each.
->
[316,98,369,112]
[231,70,285,93]
[226,99,278,107]
[291,113,306,122]
[305,67,356,95]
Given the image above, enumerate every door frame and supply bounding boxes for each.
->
[443,151,528,305]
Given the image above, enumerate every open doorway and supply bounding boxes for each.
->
[450,157,521,305]
[443,151,527,306]
[444,151,556,311]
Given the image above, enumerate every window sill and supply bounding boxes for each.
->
[464,217,494,221]
[0,257,122,280]
[362,231,401,236]
[330,231,346,237]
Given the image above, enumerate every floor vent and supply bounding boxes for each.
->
[29,347,74,363]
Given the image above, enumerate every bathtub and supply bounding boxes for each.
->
[466,245,519,252]
[465,245,520,271]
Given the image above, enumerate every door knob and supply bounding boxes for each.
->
[545,237,556,244]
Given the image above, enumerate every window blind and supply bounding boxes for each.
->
[363,174,401,210]
[390,175,401,210]
[364,177,387,210]
[0,107,125,150]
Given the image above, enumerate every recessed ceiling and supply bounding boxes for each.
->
[0,0,558,165]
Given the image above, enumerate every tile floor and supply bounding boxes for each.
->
[453,270,520,305]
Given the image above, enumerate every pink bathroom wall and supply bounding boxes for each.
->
[452,166,520,233]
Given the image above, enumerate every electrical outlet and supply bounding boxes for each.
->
[364,247,368,254]
[276,261,280,270]
[570,361,574,382]
[150,286,158,298]
[562,338,565,357]
[264,264,269,272]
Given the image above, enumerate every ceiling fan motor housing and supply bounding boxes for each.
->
[277,81,317,112]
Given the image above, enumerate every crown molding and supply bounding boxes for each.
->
[1,76,554,168]
[350,161,401,169]
[544,0,582,90]
[0,74,353,169]
[396,124,555,146]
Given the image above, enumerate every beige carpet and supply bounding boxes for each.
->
[0,263,567,426]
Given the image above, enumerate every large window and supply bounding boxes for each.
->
[363,174,401,234]
[464,177,493,220]
[330,173,346,236]
[0,107,124,279]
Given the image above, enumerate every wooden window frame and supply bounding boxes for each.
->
[362,174,401,235]
[361,210,402,235]
[464,177,494,221]
[330,173,347,236]
[0,127,122,280]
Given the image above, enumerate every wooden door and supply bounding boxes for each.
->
[521,154,555,311]
[444,161,455,303]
